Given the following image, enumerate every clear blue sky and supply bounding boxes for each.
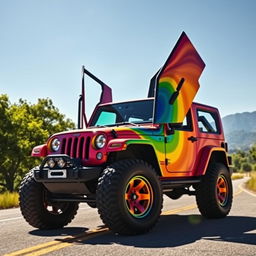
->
[1,0,255,123]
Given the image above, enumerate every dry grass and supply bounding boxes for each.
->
[231,173,245,180]
[246,172,256,192]
[0,192,19,209]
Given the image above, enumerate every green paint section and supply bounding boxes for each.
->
[155,80,178,124]
[165,131,180,152]
[126,126,166,158]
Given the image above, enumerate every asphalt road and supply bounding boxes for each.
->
[0,178,255,256]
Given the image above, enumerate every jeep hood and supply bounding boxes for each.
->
[52,124,162,138]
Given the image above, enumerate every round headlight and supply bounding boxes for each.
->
[51,138,60,152]
[95,134,107,149]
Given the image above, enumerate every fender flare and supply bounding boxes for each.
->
[31,144,47,157]
[106,139,163,176]
[195,146,230,176]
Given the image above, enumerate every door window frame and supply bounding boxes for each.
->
[167,110,193,132]
[196,109,221,135]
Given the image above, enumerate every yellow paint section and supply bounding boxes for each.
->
[166,130,197,173]
[159,76,186,123]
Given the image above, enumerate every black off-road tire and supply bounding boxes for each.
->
[19,169,79,229]
[195,162,233,218]
[96,159,163,235]
[87,202,97,208]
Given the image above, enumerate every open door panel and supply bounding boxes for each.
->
[153,32,205,124]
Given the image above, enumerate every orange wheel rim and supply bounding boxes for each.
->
[216,175,228,206]
[125,176,153,218]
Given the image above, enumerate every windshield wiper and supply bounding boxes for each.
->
[92,121,148,128]
[92,124,108,128]
[115,122,139,127]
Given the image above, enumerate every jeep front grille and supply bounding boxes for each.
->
[61,136,91,159]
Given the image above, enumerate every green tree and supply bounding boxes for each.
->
[242,163,252,172]
[249,144,256,163]
[232,153,242,172]
[0,95,75,192]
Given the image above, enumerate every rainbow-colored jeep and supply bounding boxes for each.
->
[19,32,233,235]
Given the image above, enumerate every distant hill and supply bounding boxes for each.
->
[222,111,256,151]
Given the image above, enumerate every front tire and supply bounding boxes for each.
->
[96,159,163,235]
[19,169,79,229]
[195,163,233,218]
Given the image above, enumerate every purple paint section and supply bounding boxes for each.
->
[100,84,112,104]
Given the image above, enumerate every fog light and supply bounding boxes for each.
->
[96,152,103,160]
[57,158,66,168]
[47,158,55,168]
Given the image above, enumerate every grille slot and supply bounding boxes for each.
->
[61,138,66,153]
[60,136,90,160]
[78,137,84,159]
[72,138,78,158]
[85,137,91,160]
[66,138,72,156]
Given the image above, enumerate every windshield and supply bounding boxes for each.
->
[90,99,154,127]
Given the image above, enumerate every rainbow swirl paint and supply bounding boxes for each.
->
[154,32,205,124]
[111,125,194,176]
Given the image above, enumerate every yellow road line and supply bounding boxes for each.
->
[25,228,110,256]
[234,187,243,196]
[161,204,197,215]
[4,228,109,256]
[5,232,90,256]
[4,241,60,256]
[5,187,244,256]
[4,204,194,256]
[25,242,71,256]
[238,183,256,197]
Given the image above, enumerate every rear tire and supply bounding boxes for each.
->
[195,163,233,218]
[19,169,79,229]
[97,159,163,235]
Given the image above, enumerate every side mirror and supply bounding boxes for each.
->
[166,123,183,135]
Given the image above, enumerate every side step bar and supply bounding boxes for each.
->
[161,178,201,192]
[49,194,96,203]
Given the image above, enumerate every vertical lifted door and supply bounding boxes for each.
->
[152,32,205,124]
